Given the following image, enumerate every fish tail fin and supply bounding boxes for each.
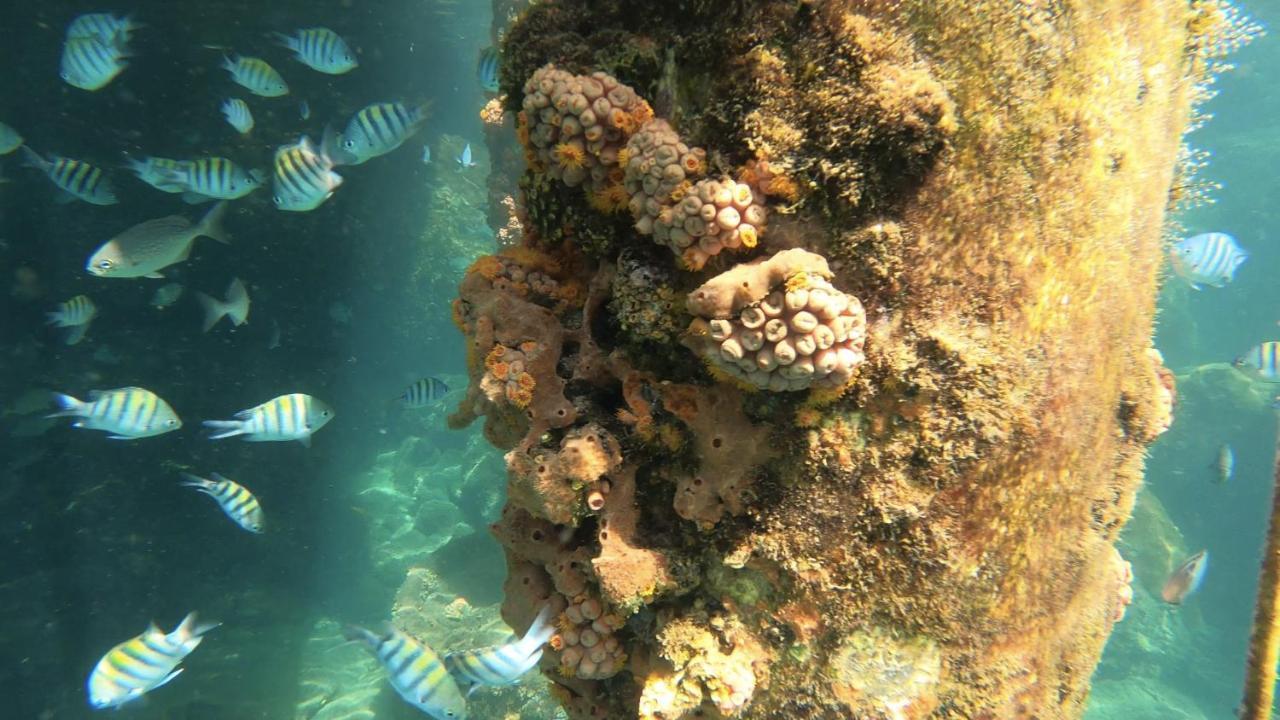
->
[411,99,434,127]
[179,472,214,492]
[221,54,236,72]
[172,612,220,647]
[198,201,230,244]
[270,31,297,51]
[20,145,48,172]
[63,324,90,346]
[224,278,249,325]
[342,624,380,649]
[44,310,63,326]
[203,419,245,439]
[46,392,84,418]
[518,603,557,655]
[197,291,229,333]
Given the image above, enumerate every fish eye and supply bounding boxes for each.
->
[97,259,113,269]
[304,422,312,430]
[344,139,355,149]
[273,195,283,205]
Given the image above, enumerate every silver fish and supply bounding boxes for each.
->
[204,393,334,446]
[88,202,228,279]
[196,277,250,332]
[1213,443,1234,484]
[126,156,191,194]
[444,604,554,696]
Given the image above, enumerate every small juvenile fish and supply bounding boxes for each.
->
[48,386,181,439]
[158,157,263,202]
[197,277,250,332]
[477,46,499,92]
[126,156,191,193]
[46,294,97,345]
[221,55,288,97]
[60,34,129,91]
[0,121,22,155]
[344,624,467,720]
[1170,232,1247,289]
[67,12,141,44]
[221,98,254,135]
[421,144,431,166]
[204,393,334,446]
[87,612,217,710]
[271,134,342,212]
[88,202,228,279]
[150,282,184,309]
[400,377,448,408]
[334,102,430,165]
[267,318,282,349]
[22,147,117,205]
[274,27,357,75]
[1235,341,1280,382]
[180,472,264,533]
[1161,549,1209,605]
[444,604,553,696]
[1213,443,1234,484]
[456,142,476,169]
[299,99,311,120]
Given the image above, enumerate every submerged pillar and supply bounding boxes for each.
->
[453,1,1239,717]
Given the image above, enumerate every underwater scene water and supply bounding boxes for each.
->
[0,1,1276,719]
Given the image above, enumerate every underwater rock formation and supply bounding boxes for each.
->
[454,0,1246,717]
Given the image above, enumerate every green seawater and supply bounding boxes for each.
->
[0,1,1276,719]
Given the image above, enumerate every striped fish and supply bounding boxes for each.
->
[400,377,449,408]
[48,387,181,439]
[271,134,342,212]
[443,604,554,696]
[344,624,468,720]
[334,101,430,165]
[46,294,97,346]
[158,157,263,202]
[126,156,192,193]
[204,393,334,446]
[221,98,254,135]
[60,34,129,91]
[22,147,117,205]
[1170,232,1247,289]
[180,472,264,533]
[221,55,288,97]
[87,612,218,710]
[274,27,357,75]
[0,121,22,155]
[67,12,141,44]
[1236,341,1280,382]
[477,46,499,92]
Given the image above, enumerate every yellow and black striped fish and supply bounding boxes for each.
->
[344,624,467,719]
[221,54,288,97]
[160,156,263,201]
[271,135,342,212]
[180,472,264,533]
[126,155,191,193]
[399,377,449,408]
[46,294,97,345]
[204,393,334,446]
[443,604,553,696]
[335,101,430,165]
[48,386,181,439]
[22,147,117,204]
[273,27,357,75]
[1237,341,1280,381]
[87,612,218,710]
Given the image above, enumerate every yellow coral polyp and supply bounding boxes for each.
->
[784,271,818,292]
[669,180,693,203]
[590,183,631,214]
[519,340,540,354]
[610,108,638,134]
[763,173,801,201]
[516,372,537,390]
[506,384,533,408]
[682,154,705,174]
[739,224,759,248]
[554,142,588,170]
[484,344,508,369]
[631,101,654,129]
[490,361,511,381]
[468,254,505,280]
[616,147,632,168]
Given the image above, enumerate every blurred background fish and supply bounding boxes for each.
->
[1212,443,1234,484]
[197,277,250,332]
[1169,231,1248,289]
[60,33,130,91]
[456,142,475,168]
[1161,549,1209,605]
[299,99,311,120]
[0,121,22,154]
[221,55,289,97]
[399,376,448,408]
[66,12,141,45]
[46,294,97,345]
[47,386,182,439]
[476,46,499,92]
[150,282,184,309]
[1234,340,1280,381]
[273,27,357,75]
[180,472,265,533]
[221,98,254,135]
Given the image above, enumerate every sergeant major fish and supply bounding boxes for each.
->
[221,98,254,135]
[156,157,263,202]
[1170,232,1248,289]
[46,294,97,345]
[1161,549,1209,605]
[67,12,141,44]
[180,472,264,533]
[1235,341,1280,382]
[197,277,250,332]
[204,393,334,446]
[88,202,228,279]
[344,624,467,720]
[87,612,218,710]
[477,46,499,92]
[221,55,288,97]
[22,147,117,205]
[60,34,129,91]
[333,101,430,165]
[443,604,554,696]
[272,134,342,212]
[273,27,357,75]
[48,386,181,439]
[400,377,448,408]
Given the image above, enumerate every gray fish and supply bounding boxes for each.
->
[1213,443,1234,484]
[87,203,228,279]
[150,282,184,309]
[197,278,250,332]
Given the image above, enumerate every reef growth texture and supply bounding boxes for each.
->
[451,0,1235,717]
